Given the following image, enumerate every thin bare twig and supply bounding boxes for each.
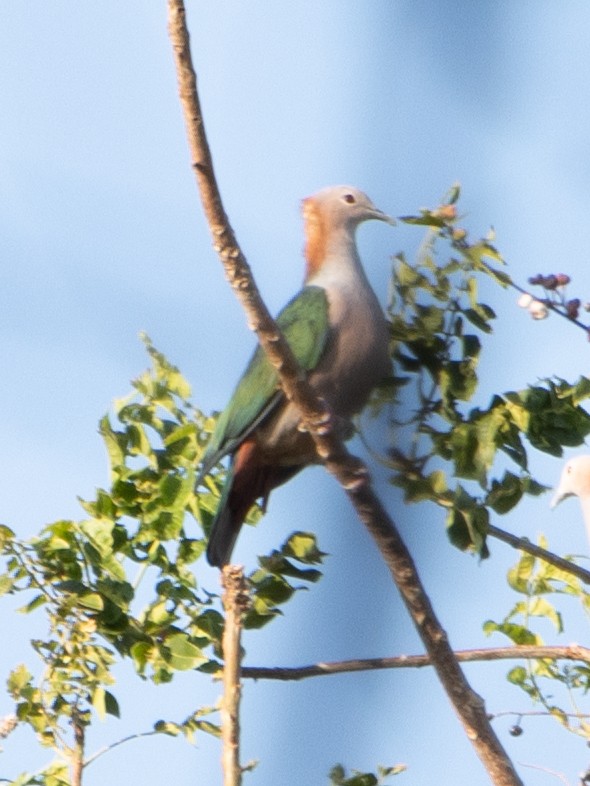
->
[491,709,590,721]
[84,731,160,768]
[221,566,249,786]
[488,524,590,585]
[518,761,571,786]
[166,3,523,784]
[241,643,590,681]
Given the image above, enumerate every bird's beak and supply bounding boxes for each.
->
[550,489,573,509]
[370,207,396,226]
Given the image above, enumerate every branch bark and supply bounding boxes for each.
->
[241,643,590,681]
[70,708,85,786]
[488,524,590,585]
[220,566,249,786]
[167,2,524,784]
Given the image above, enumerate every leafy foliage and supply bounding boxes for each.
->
[382,188,590,557]
[3,190,590,782]
[485,539,590,740]
[245,532,324,628]
[328,763,406,785]
[0,336,324,783]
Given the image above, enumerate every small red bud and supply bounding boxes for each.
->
[528,275,543,286]
[434,204,457,221]
[542,274,558,290]
[566,298,581,319]
[555,273,571,286]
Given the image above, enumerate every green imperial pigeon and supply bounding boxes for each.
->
[199,185,393,567]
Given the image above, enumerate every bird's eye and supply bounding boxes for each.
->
[343,193,356,204]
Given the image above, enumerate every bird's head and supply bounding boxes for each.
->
[550,455,590,509]
[301,186,393,276]
[302,185,394,232]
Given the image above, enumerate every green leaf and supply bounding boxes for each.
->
[486,472,524,515]
[0,573,15,596]
[462,307,493,333]
[399,212,446,228]
[17,594,47,614]
[329,764,346,784]
[507,552,536,593]
[99,415,126,468]
[379,764,408,777]
[446,183,461,204]
[446,488,489,557]
[92,686,108,720]
[79,519,114,558]
[166,633,208,671]
[462,334,481,360]
[164,422,197,447]
[440,360,478,402]
[130,641,152,675]
[194,720,222,738]
[154,719,182,736]
[571,375,590,406]
[7,664,33,695]
[392,470,447,504]
[506,665,527,686]
[528,597,563,633]
[249,573,295,605]
[483,620,540,645]
[0,524,15,549]
[343,776,378,786]
[104,690,120,718]
[283,531,324,563]
[194,609,224,643]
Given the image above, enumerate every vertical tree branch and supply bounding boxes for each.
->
[166,2,524,784]
[70,708,85,786]
[221,566,249,786]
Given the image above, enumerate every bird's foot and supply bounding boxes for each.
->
[297,398,334,436]
[297,401,354,440]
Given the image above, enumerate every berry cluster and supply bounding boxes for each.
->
[518,272,589,325]
[528,273,570,289]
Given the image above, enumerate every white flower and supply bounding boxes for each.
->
[517,293,533,308]
[529,300,549,320]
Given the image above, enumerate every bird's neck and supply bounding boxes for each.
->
[304,223,362,285]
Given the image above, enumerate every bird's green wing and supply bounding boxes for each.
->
[199,285,329,476]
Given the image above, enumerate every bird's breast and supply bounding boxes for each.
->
[254,279,390,464]
[310,280,390,415]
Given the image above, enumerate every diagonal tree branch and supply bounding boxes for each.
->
[167,2,524,784]
[488,524,590,585]
[241,643,590,681]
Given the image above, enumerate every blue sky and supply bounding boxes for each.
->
[2,3,590,785]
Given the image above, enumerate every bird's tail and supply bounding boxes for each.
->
[205,442,304,567]
[206,459,261,568]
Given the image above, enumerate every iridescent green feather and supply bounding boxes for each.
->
[199,285,329,477]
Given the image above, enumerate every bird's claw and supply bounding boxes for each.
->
[297,398,334,435]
